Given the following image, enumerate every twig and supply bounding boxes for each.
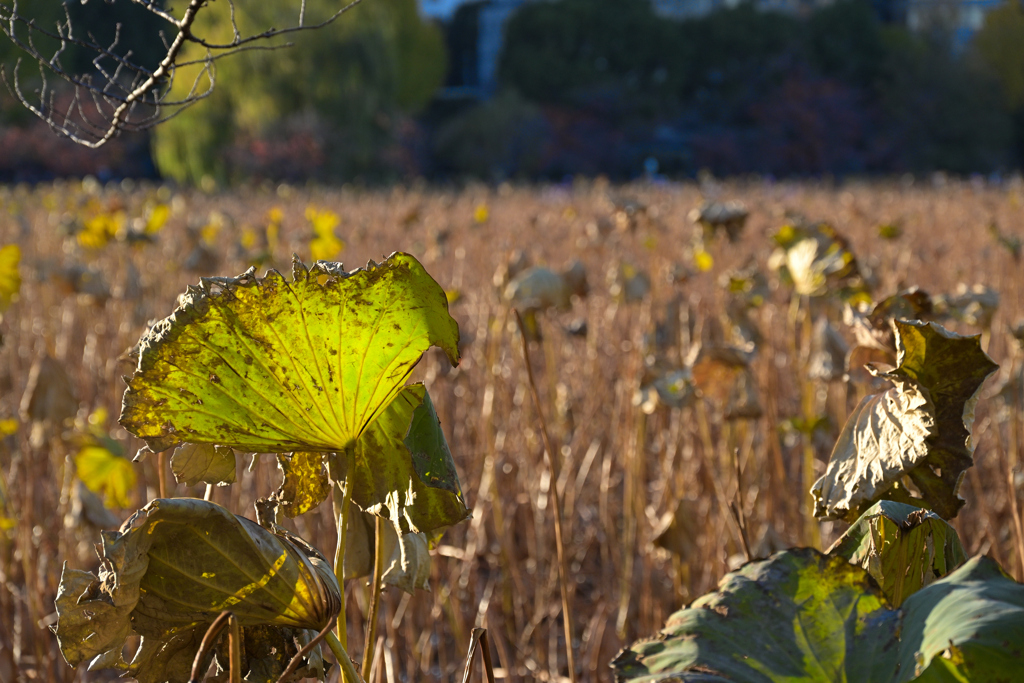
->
[189,611,233,683]
[460,627,497,683]
[513,309,578,683]
[276,617,336,683]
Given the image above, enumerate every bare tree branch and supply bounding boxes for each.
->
[0,0,365,147]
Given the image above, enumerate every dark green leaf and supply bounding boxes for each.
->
[335,384,469,534]
[898,555,1024,681]
[611,548,900,682]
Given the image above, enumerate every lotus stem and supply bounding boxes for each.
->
[325,630,366,683]
[514,309,578,683]
[361,515,386,682]
[227,613,242,683]
[334,468,353,648]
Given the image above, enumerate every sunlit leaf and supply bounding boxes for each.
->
[332,384,469,534]
[828,501,966,606]
[145,204,171,234]
[52,498,340,680]
[276,451,330,518]
[120,253,466,533]
[612,549,899,682]
[0,243,20,312]
[768,222,869,301]
[0,417,17,436]
[74,446,136,509]
[813,320,998,521]
[169,442,237,487]
[693,248,714,272]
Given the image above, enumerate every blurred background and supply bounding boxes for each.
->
[4,0,1024,185]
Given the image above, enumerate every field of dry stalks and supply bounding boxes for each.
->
[1,177,1023,683]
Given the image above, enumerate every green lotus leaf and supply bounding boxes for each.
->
[120,252,460,454]
[611,548,900,682]
[812,320,997,521]
[828,501,966,606]
[898,555,1024,681]
[170,442,237,487]
[52,498,340,679]
[331,383,469,534]
[276,451,331,518]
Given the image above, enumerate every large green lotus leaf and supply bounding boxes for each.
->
[813,320,997,521]
[120,253,460,453]
[829,501,966,606]
[897,555,1024,681]
[611,548,900,682]
[332,383,469,534]
[52,498,340,677]
[170,442,237,487]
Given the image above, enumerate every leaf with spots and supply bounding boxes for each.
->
[612,549,901,682]
[120,253,459,453]
[169,442,237,487]
[119,253,468,532]
[331,384,469,534]
[275,451,331,518]
[52,498,340,681]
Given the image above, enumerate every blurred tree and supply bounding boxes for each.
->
[152,0,447,184]
[974,2,1024,111]
[498,0,682,116]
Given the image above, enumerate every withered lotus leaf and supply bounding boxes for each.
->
[53,498,340,679]
[812,320,997,521]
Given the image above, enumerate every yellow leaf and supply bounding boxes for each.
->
[75,446,136,509]
[0,244,21,312]
[0,517,14,531]
[0,418,17,436]
[310,235,344,262]
[306,207,340,236]
[79,213,123,249]
[267,206,284,225]
[694,249,714,272]
[145,204,170,234]
[473,203,489,224]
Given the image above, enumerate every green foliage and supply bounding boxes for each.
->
[974,1,1024,113]
[432,91,549,179]
[614,550,1024,682]
[612,548,900,682]
[152,0,447,183]
[498,0,683,113]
